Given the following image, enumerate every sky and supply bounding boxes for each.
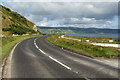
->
[0,0,119,29]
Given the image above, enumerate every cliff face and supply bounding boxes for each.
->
[33,25,37,32]
[1,5,37,36]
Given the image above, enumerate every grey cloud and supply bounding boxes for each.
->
[4,2,30,16]
[30,2,118,20]
[3,2,118,29]
[4,2,118,20]
[58,17,112,25]
[26,15,44,22]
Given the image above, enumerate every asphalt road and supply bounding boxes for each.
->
[10,36,119,79]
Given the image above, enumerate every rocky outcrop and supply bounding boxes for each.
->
[33,25,37,32]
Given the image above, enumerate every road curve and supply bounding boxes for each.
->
[10,36,118,79]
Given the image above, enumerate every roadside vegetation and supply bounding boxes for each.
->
[47,35,120,58]
[65,35,120,44]
[2,35,43,60]
[1,5,37,36]
[2,24,37,35]
[1,5,44,65]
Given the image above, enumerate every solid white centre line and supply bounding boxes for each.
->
[34,38,72,70]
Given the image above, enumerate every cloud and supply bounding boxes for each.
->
[4,2,118,20]
[4,2,30,16]
[2,0,119,2]
[57,17,113,26]
[29,2,117,20]
[59,17,96,24]
[26,14,44,22]
[2,2,118,29]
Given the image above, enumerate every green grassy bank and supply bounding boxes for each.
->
[47,35,120,58]
[2,35,43,60]
[65,35,119,44]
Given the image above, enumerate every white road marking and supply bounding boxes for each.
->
[49,56,71,70]
[84,77,91,80]
[34,38,72,70]
[104,60,110,63]
[75,72,79,74]
[2,39,25,78]
[94,59,103,62]
[94,59,111,63]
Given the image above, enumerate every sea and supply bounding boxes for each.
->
[66,33,119,39]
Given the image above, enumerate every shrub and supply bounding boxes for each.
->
[2,16,6,19]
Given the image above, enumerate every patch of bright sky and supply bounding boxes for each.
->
[48,20,59,25]
[39,17,59,26]
[111,16,118,29]
[0,0,13,2]
[112,16,118,25]
[1,0,120,2]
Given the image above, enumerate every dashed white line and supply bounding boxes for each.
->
[94,59,111,63]
[34,38,72,70]
[104,60,110,63]
[48,56,71,70]
[84,77,91,80]
[75,72,79,74]
[94,59,103,62]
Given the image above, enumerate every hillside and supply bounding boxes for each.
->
[37,26,119,34]
[1,5,38,36]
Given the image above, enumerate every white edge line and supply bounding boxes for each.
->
[2,39,24,78]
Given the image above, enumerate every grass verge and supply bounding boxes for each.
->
[47,35,120,58]
[65,35,120,44]
[2,35,43,60]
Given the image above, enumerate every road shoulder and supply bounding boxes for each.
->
[2,41,22,78]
